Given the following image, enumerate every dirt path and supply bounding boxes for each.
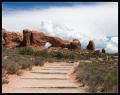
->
[2,62,85,93]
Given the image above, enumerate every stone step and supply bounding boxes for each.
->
[2,62,83,93]
[49,64,74,66]
[44,66,72,69]
[33,69,70,73]
[4,87,84,93]
[31,71,68,74]
[41,68,70,70]
[21,73,69,79]
[21,78,68,80]
[10,79,78,88]
[44,66,73,68]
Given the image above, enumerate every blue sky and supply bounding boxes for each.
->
[2,2,97,10]
[2,2,97,7]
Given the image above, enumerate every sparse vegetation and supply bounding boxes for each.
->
[19,46,108,60]
[19,46,34,55]
[75,62,118,93]
[2,46,118,93]
[2,47,45,76]
[34,57,45,66]
[5,62,20,74]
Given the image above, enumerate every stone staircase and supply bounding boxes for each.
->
[2,62,85,93]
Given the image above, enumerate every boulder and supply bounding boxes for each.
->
[102,48,106,53]
[3,29,23,48]
[69,39,81,50]
[86,40,95,50]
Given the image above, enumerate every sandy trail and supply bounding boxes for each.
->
[2,62,85,93]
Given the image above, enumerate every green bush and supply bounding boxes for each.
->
[19,46,34,55]
[35,50,51,58]
[50,51,63,59]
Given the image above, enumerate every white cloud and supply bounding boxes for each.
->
[2,2,118,53]
[105,37,118,53]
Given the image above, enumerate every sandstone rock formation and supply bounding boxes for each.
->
[44,36,70,48]
[102,48,106,53]
[86,40,95,50]
[31,31,46,46]
[69,39,81,50]
[2,29,23,48]
[21,29,81,50]
[2,28,6,45]
[95,50,100,53]
[21,29,32,46]
[2,28,86,51]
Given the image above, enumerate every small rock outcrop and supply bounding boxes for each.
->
[86,40,95,50]
[102,48,106,53]
[69,39,81,50]
[95,50,100,53]
[2,29,23,48]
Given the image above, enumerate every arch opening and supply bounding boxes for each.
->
[44,42,52,48]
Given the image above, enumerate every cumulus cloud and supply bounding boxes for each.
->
[2,2,118,53]
[105,37,118,53]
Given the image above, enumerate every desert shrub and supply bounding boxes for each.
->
[5,62,20,74]
[78,52,107,60]
[64,51,78,59]
[35,50,51,58]
[34,57,45,66]
[2,55,33,74]
[50,51,63,59]
[19,47,52,58]
[19,46,107,61]
[19,46,34,55]
[47,58,56,63]
[18,61,33,70]
[2,68,7,77]
[75,62,118,93]
[17,56,33,70]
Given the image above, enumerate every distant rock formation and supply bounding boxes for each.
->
[69,39,81,50]
[95,50,100,53]
[86,40,95,50]
[2,29,23,48]
[102,48,106,53]
[20,29,81,50]
[2,28,92,52]
[21,29,70,48]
